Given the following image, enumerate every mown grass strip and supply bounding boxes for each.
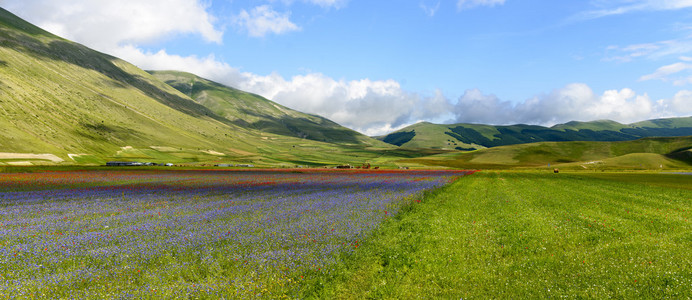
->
[302,171,692,298]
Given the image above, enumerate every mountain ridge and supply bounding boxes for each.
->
[403,135,692,170]
[0,7,401,167]
[148,70,384,146]
[379,117,692,150]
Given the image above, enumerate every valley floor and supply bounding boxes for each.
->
[306,171,692,298]
[0,169,690,298]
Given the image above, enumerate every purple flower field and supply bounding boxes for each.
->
[0,169,473,298]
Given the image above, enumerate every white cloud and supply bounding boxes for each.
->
[420,1,441,17]
[640,61,692,84]
[110,47,447,136]
[457,0,505,10]
[604,32,692,63]
[451,83,686,126]
[453,89,515,124]
[271,0,349,9]
[2,0,222,51]
[103,44,692,132]
[110,46,245,83]
[232,73,451,135]
[234,5,300,38]
[301,0,348,9]
[580,0,692,19]
[666,90,692,114]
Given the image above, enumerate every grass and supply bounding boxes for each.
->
[1,168,691,297]
[0,169,466,298]
[305,171,692,298]
[405,136,692,170]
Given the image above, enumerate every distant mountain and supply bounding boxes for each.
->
[0,8,394,166]
[403,136,692,170]
[149,71,381,145]
[379,117,692,150]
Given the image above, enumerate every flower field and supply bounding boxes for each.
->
[0,169,472,298]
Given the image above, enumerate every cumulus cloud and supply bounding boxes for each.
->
[453,89,514,124]
[661,90,692,115]
[109,47,447,135]
[662,90,692,115]
[452,83,688,126]
[232,73,452,135]
[234,5,300,38]
[110,46,245,82]
[457,0,505,10]
[1,0,222,51]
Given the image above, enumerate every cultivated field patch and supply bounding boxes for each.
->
[315,171,692,298]
[0,169,471,298]
[0,153,63,163]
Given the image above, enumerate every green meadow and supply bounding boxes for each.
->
[302,171,692,298]
[406,136,692,170]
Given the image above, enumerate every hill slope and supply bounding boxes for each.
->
[0,8,246,157]
[0,8,402,167]
[380,117,692,150]
[149,71,382,145]
[405,136,692,170]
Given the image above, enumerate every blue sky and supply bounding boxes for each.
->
[2,0,692,135]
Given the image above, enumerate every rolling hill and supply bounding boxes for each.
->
[379,117,692,150]
[0,7,407,167]
[1,6,690,170]
[404,136,692,170]
[149,71,381,145]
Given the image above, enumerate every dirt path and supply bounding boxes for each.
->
[0,153,64,163]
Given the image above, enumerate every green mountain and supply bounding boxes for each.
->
[404,136,692,170]
[0,8,406,167]
[149,71,380,145]
[380,117,692,150]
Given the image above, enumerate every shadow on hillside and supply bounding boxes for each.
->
[440,124,692,149]
[1,28,375,146]
[158,72,366,144]
[0,60,7,67]
[236,107,362,144]
[0,28,237,127]
[666,146,692,164]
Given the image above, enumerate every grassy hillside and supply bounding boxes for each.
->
[0,8,419,167]
[380,117,692,149]
[0,8,253,157]
[405,136,692,170]
[149,71,383,146]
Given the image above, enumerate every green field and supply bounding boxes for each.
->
[405,136,692,170]
[1,168,691,298]
[303,171,692,298]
